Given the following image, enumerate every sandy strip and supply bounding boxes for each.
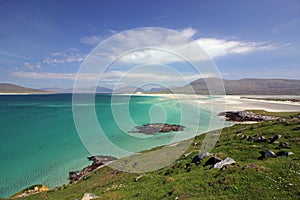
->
[223,95,300,112]
[132,94,300,112]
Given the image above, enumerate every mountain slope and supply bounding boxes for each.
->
[0,83,48,94]
[164,78,300,95]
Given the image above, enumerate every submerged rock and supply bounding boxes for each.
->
[130,123,185,135]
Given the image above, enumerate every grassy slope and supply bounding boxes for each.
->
[18,111,300,200]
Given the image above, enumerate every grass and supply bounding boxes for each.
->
[14,111,300,200]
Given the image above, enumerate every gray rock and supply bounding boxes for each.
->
[203,156,221,167]
[81,193,99,200]
[240,135,248,140]
[276,151,294,157]
[256,136,266,142]
[264,150,276,158]
[191,155,201,164]
[199,152,213,160]
[135,174,145,182]
[279,142,289,148]
[213,157,236,169]
[269,135,282,144]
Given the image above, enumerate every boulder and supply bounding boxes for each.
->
[191,155,201,164]
[81,193,99,200]
[199,152,213,160]
[218,111,278,122]
[256,136,267,142]
[269,135,281,144]
[279,142,289,148]
[259,150,276,159]
[276,151,294,157]
[203,156,221,167]
[213,157,236,169]
[240,135,248,140]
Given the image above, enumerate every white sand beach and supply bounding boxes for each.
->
[134,94,300,112]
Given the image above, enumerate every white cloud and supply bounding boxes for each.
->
[24,62,42,69]
[42,49,84,64]
[99,27,278,65]
[180,27,197,38]
[196,38,277,58]
[80,35,104,45]
[24,62,34,69]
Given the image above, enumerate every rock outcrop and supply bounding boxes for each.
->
[130,123,185,135]
[213,157,236,169]
[218,111,279,122]
[69,156,117,183]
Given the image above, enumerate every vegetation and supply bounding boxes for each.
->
[0,83,48,94]
[16,111,300,200]
[241,97,300,103]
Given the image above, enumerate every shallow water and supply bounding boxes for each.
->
[0,94,227,198]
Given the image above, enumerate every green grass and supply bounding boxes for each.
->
[15,112,300,200]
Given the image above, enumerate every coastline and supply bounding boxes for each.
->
[13,108,300,199]
[4,94,300,199]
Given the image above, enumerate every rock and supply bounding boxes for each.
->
[240,135,248,140]
[276,151,294,157]
[279,142,289,148]
[259,150,276,159]
[247,136,255,142]
[130,123,185,135]
[292,127,300,131]
[135,174,145,182]
[69,155,117,183]
[218,111,279,122]
[203,156,221,167]
[191,155,201,164]
[213,157,236,169]
[199,152,213,160]
[87,155,117,165]
[269,135,281,144]
[81,193,99,200]
[243,164,265,171]
[256,136,267,142]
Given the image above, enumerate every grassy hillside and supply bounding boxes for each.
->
[15,111,300,200]
[159,78,300,95]
[0,83,48,94]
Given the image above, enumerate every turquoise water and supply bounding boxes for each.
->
[0,94,226,198]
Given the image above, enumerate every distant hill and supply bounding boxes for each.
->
[0,83,49,94]
[160,78,300,95]
[41,86,113,93]
[113,86,144,94]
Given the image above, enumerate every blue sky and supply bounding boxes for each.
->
[0,0,299,88]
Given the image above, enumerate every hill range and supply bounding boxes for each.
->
[1,78,300,95]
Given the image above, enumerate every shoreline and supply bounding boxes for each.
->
[5,94,300,199]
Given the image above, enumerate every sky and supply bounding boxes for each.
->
[0,0,299,89]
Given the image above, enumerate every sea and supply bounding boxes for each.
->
[0,94,228,198]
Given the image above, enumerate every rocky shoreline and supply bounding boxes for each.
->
[218,111,279,122]
[69,156,117,183]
